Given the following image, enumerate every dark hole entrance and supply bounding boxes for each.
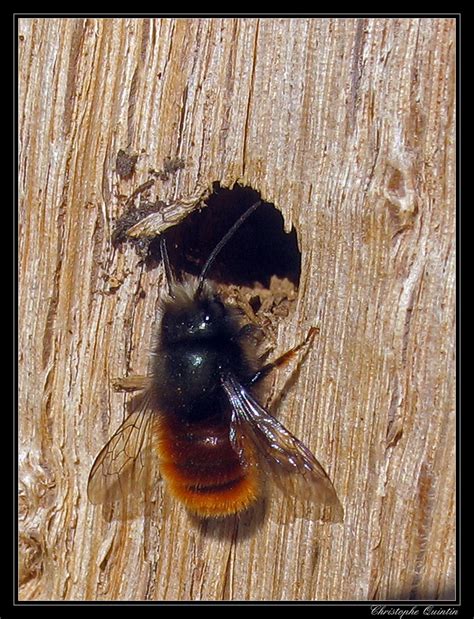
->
[148,183,301,290]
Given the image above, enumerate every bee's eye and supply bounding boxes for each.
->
[209,299,225,319]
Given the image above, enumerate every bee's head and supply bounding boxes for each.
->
[161,293,228,344]
[159,199,261,345]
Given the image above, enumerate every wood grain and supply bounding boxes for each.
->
[18,17,456,601]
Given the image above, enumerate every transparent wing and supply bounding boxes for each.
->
[222,373,343,522]
[87,391,158,511]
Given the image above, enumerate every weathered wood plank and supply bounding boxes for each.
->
[18,17,455,601]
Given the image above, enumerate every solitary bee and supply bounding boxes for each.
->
[88,201,343,521]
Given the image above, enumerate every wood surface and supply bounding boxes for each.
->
[18,17,456,601]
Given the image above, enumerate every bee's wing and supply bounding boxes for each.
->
[222,373,343,522]
[87,390,158,513]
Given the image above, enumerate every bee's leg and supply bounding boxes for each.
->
[248,326,318,386]
[111,375,151,392]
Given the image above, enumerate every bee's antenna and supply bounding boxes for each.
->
[160,236,176,298]
[195,200,262,298]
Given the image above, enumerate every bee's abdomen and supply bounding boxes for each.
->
[155,414,260,517]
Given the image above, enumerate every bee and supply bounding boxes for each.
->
[88,200,343,522]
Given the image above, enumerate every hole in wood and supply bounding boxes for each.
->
[148,182,301,290]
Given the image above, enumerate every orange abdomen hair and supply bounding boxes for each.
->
[155,413,260,517]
